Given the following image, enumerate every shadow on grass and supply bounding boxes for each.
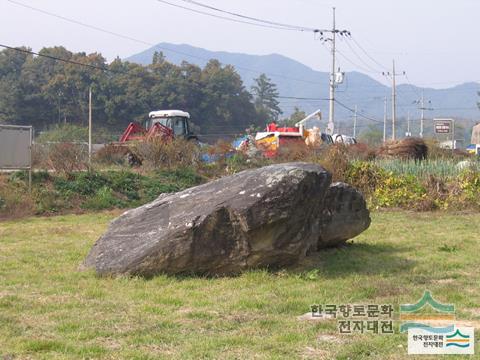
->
[100,241,416,282]
[291,242,416,278]
[154,242,416,281]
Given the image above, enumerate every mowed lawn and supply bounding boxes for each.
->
[0,211,479,359]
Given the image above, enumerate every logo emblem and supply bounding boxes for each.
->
[401,291,474,355]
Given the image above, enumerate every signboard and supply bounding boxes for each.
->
[434,120,452,134]
[0,125,32,169]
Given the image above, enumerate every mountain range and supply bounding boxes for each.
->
[126,43,480,135]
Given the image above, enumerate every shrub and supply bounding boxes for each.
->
[318,144,350,182]
[345,161,386,196]
[131,138,200,170]
[37,124,88,143]
[276,141,310,162]
[93,144,129,166]
[0,175,35,219]
[225,153,249,174]
[54,172,109,197]
[373,174,426,208]
[108,171,142,201]
[345,143,377,161]
[32,187,62,214]
[448,170,480,210]
[31,143,49,169]
[37,123,115,144]
[82,186,122,210]
[46,143,88,173]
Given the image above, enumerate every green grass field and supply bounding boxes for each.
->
[1,211,479,359]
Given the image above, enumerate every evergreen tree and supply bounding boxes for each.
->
[282,107,306,127]
[251,74,282,121]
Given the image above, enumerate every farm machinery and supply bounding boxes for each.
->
[119,110,197,143]
[252,110,334,157]
[109,110,198,165]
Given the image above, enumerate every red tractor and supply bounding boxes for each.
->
[119,110,197,142]
[116,110,198,165]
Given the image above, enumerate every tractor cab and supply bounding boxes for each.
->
[119,109,197,143]
[147,110,193,138]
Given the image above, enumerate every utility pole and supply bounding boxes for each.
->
[383,96,387,142]
[327,7,336,135]
[391,60,397,140]
[353,105,357,138]
[88,86,92,165]
[315,8,349,135]
[415,91,433,138]
[382,61,405,141]
[406,111,411,137]
[420,92,425,138]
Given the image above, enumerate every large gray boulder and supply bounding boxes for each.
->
[317,182,371,249]
[83,163,370,277]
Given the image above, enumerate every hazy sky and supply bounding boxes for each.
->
[1,0,479,88]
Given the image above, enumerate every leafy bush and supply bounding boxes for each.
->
[82,186,122,210]
[37,124,88,143]
[32,187,63,214]
[36,124,115,144]
[445,170,480,210]
[108,171,142,201]
[345,161,386,196]
[50,168,204,211]
[224,153,252,174]
[373,174,426,208]
[54,172,110,197]
[9,170,51,183]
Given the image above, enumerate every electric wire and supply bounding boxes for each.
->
[342,38,384,74]
[175,0,320,32]
[6,0,323,85]
[349,37,389,72]
[0,43,124,73]
[153,0,308,32]
[334,99,383,124]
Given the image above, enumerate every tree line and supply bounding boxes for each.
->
[0,46,284,138]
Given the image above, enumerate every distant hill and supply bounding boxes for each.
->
[127,43,480,136]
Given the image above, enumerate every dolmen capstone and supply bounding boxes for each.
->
[83,162,370,276]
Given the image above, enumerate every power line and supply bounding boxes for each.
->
[7,0,480,93]
[0,43,122,73]
[349,37,389,72]
[278,96,329,101]
[404,73,423,98]
[153,0,307,32]
[7,0,153,47]
[336,49,381,75]
[176,0,319,32]
[6,0,322,85]
[341,37,384,74]
[334,99,383,124]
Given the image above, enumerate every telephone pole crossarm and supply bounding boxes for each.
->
[316,8,350,135]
